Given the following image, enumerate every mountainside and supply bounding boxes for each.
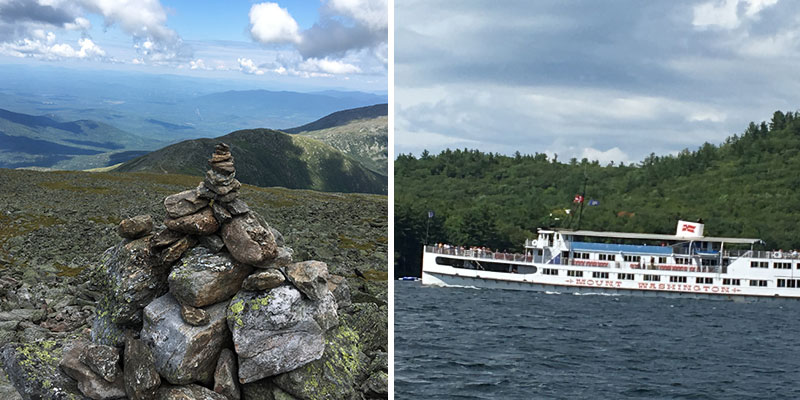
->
[0,108,161,169]
[284,104,387,134]
[395,110,800,278]
[297,116,388,175]
[115,129,387,194]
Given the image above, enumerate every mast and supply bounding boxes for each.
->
[576,168,588,230]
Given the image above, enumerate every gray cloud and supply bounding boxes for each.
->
[396,0,800,164]
[297,20,383,60]
[0,0,77,25]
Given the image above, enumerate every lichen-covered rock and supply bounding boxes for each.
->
[78,344,120,383]
[227,286,325,383]
[285,261,329,301]
[164,190,209,218]
[224,199,249,216]
[60,340,125,400]
[313,292,339,332]
[1,340,88,400]
[180,304,209,326]
[168,247,252,308]
[123,337,160,400]
[90,304,136,348]
[150,228,184,249]
[343,303,388,355]
[141,294,230,385]
[272,324,368,400]
[241,269,285,291]
[361,371,388,399]
[241,379,298,400]
[96,237,168,326]
[117,215,153,239]
[165,207,219,236]
[221,213,278,266]
[156,384,227,399]
[212,202,232,225]
[213,348,240,400]
[327,275,351,309]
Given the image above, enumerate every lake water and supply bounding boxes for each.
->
[395,281,800,399]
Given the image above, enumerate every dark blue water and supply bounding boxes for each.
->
[395,282,800,399]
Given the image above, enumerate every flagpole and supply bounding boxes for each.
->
[576,168,588,230]
[425,211,432,245]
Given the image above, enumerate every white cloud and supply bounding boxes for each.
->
[249,2,301,44]
[0,33,105,60]
[692,0,780,30]
[326,0,388,30]
[189,58,207,70]
[299,58,361,75]
[238,57,264,75]
[580,147,632,165]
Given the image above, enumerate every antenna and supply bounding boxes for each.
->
[576,166,588,230]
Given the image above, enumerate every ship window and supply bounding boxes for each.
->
[695,277,713,284]
[658,257,667,264]
[617,273,634,280]
[599,254,614,261]
[543,268,559,276]
[669,276,687,283]
[749,280,768,287]
[537,250,543,256]
[623,255,641,262]
[778,279,786,288]
[643,274,660,281]
[592,272,609,279]
[675,257,689,265]
[789,279,797,288]
[751,261,769,268]
[774,262,792,269]
[567,270,583,277]
[722,278,741,286]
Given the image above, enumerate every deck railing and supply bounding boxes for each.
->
[424,246,532,262]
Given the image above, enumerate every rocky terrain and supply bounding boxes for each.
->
[297,117,388,176]
[0,147,387,399]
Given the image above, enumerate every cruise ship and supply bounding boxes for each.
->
[421,220,800,300]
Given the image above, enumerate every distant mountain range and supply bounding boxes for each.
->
[115,129,386,194]
[0,108,162,169]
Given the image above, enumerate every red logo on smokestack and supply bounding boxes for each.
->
[682,224,695,233]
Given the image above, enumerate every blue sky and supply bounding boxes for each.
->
[0,0,387,92]
[395,0,800,164]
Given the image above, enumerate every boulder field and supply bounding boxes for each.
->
[0,143,387,400]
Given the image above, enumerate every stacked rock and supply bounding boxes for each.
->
[61,143,360,400]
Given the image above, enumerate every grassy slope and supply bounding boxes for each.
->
[115,129,386,194]
[297,116,388,175]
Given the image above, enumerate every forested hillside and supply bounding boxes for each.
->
[395,110,800,277]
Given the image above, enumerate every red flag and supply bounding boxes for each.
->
[573,194,584,203]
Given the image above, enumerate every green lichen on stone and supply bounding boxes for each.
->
[14,340,65,394]
[249,294,271,311]
[228,299,245,329]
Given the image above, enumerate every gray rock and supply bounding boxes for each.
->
[210,160,235,174]
[213,202,232,224]
[79,343,120,383]
[180,304,209,326]
[96,238,169,326]
[313,292,339,332]
[241,270,285,291]
[196,181,216,200]
[273,324,368,400]
[199,234,225,253]
[213,348,240,400]
[285,261,329,301]
[1,341,89,400]
[117,215,153,239]
[221,213,278,266]
[224,198,249,216]
[123,337,160,400]
[227,286,326,383]
[206,169,236,186]
[60,340,126,399]
[209,179,241,196]
[141,294,231,385]
[165,207,219,236]
[156,384,228,399]
[361,371,388,399]
[327,275,352,309]
[217,190,239,203]
[164,190,210,218]
[168,247,252,308]
[241,379,298,400]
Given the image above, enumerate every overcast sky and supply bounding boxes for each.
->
[395,0,800,164]
[0,0,387,92]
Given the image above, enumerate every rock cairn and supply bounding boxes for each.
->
[47,143,365,400]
